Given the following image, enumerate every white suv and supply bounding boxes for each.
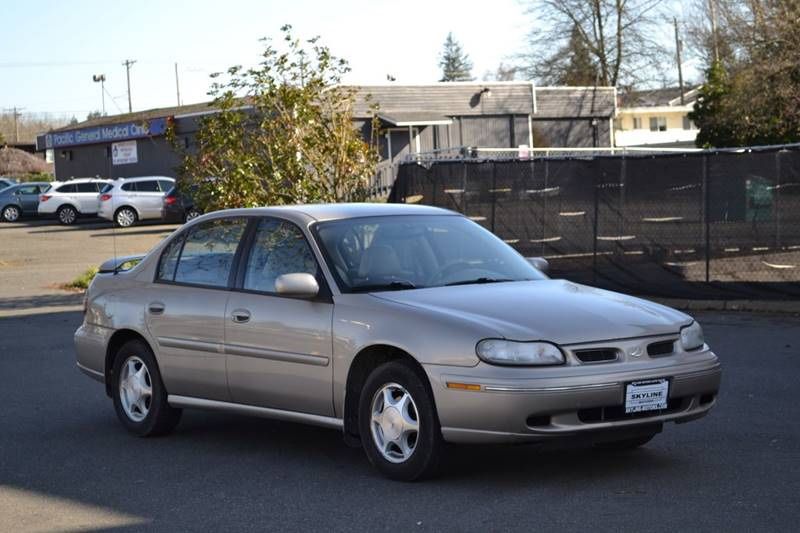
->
[98,176,175,227]
[38,178,112,225]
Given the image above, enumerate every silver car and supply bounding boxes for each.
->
[98,176,175,227]
[74,204,721,480]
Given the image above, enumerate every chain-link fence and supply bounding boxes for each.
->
[389,144,800,300]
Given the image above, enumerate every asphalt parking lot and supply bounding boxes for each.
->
[1,221,799,531]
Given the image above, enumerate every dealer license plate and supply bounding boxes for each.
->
[625,379,669,414]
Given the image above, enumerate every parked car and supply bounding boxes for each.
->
[161,185,201,224]
[38,178,111,225]
[0,177,17,191]
[98,176,175,227]
[0,182,50,222]
[74,204,721,481]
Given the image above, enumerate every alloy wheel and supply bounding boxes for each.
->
[59,207,77,225]
[370,383,420,463]
[116,208,136,227]
[2,206,20,222]
[118,356,153,422]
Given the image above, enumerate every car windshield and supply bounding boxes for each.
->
[314,215,546,292]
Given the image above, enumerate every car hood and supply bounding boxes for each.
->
[370,279,691,345]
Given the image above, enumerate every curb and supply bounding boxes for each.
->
[650,298,800,315]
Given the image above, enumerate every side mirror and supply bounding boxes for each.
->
[527,257,549,273]
[275,273,319,299]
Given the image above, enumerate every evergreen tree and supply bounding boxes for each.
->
[558,25,598,86]
[439,33,474,82]
[689,62,737,147]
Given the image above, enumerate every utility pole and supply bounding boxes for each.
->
[708,0,720,63]
[4,107,24,143]
[174,62,181,106]
[92,74,106,115]
[122,59,137,113]
[674,17,685,105]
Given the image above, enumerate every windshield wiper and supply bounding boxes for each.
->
[350,280,417,292]
[445,277,515,286]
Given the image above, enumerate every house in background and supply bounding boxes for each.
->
[614,86,699,148]
[36,83,616,183]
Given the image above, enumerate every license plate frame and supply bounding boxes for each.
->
[625,378,669,414]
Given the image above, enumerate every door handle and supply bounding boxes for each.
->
[148,302,165,315]
[231,309,251,324]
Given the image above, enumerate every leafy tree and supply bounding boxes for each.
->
[689,61,737,147]
[171,25,380,212]
[439,33,474,82]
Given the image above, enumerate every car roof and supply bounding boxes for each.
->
[58,178,111,184]
[113,176,174,182]
[202,203,457,223]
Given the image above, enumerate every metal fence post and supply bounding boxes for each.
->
[592,172,599,285]
[775,151,781,249]
[703,153,710,283]
[490,162,497,232]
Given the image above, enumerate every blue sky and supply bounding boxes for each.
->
[1,0,695,120]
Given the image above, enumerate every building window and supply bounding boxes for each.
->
[649,117,667,132]
[682,116,694,130]
[632,117,642,129]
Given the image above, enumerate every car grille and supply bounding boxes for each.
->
[647,340,675,357]
[577,396,687,423]
[574,348,618,363]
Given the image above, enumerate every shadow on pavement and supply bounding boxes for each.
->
[0,292,83,310]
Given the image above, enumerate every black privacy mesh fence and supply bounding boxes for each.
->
[388,145,800,300]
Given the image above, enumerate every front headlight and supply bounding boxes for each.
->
[680,321,705,351]
[476,339,564,366]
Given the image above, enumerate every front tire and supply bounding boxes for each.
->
[1,205,20,222]
[111,339,181,437]
[358,360,443,481]
[57,205,78,225]
[115,206,137,228]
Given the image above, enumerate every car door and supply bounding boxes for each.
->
[134,179,167,219]
[145,216,249,401]
[17,184,42,213]
[75,182,101,213]
[224,217,334,416]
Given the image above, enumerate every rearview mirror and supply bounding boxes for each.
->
[275,273,319,299]
[526,257,549,273]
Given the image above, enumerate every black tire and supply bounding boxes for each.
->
[1,205,20,222]
[111,339,181,437]
[594,433,657,451]
[57,205,78,225]
[184,208,201,222]
[358,360,443,481]
[114,206,138,228]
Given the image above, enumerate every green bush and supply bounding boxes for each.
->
[65,266,99,290]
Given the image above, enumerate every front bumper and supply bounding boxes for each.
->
[424,347,721,444]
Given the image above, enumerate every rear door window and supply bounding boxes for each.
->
[136,180,160,192]
[172,218,248,288]
[17,185,41,195]
[76,182,98,193]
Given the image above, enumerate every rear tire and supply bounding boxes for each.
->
[594,433,657,451]
[57,205,78,225]
[111,339,181,437]
[114,206,137,228]
[358,360,443,481]
[185,208,201,222]
[1,205,20,222]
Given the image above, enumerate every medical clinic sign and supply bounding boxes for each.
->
[37,117,170,150]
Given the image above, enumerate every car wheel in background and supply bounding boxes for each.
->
[358,360,443,481]
[1,205,20,222]
[115,207,138,228]
[112,339,182,437]
[57,205,78,225]
[185,208,201,222]
[593,432,657,451]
